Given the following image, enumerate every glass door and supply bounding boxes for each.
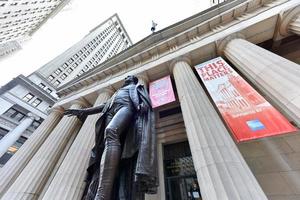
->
[163,141,202,200]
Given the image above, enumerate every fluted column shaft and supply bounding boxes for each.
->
[0,114,35,158]
[223,38,300,126]
[1,102,85,200]
[0,107,63,197]
[289,14,300,35]
[172,59,267,200]
[41,90,113,200]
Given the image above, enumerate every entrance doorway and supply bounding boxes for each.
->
[163,141,202,200]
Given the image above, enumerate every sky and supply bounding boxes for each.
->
[0,0,210,86]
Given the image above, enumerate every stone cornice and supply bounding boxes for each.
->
[57,0,250,94]
[54,0,298,107]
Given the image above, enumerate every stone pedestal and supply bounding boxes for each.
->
[0,107,63,197]
[222,38,300,126]
[0,113,36,158]
[41,90,113,200]
[1,101,86,200]
[172,58,267,200]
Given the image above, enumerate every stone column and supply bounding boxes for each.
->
[0,107,64,197]
[0,113,38,158]
[279,6,300,36]
[289,14,300,35]
[171,58,267,200]
[219,37,300,126]
[41,89,113,200]
[1,100,88,200]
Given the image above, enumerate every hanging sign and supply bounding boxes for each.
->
[149,75,176,108]
[195,57,297,142]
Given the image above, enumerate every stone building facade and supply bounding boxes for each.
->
[0,0,300,199]
[0,75,56,167]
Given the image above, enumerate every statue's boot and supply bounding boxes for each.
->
[95,127,121,200]
[95,106,133,200]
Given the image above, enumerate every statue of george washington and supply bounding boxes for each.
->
[64,75,158,200]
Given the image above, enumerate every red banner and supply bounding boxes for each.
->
[149,75,176,108]
[195,57,297,142]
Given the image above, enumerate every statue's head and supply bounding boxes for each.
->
[124,75,138,85]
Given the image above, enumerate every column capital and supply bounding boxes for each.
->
[279,6,300,36]
[169,56,192,72]
[136,73,149,85]
[72,97,90,108]
[96,86,115,96]
[217,33,245,55]
[27,113,40,121]
[48,106,64,115]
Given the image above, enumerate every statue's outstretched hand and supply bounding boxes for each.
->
[64,109,84,117]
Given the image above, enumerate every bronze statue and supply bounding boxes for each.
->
[64,75,158,200]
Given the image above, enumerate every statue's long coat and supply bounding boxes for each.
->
[83,84,158,199]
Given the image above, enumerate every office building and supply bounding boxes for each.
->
[30,14,132,89]
[0,0,72,57]
[0,75,56,167]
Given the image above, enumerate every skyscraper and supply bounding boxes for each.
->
[0,0,72,58]
[30,14,132,90]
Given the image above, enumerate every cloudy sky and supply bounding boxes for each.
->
[0,0,210,86]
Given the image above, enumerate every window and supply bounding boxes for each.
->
[54,80,60,86]
[15,113,25,121]
[32,98,42,107]
[78,70,84,75]
[54,68,62,75]
[4,108,25,122]
[38,83,46,89]
[72,63,78,68]
[46,88,52,93]
[48,75,54,81]
[60,73,67,80]
[67,68,73,74]
[62,63,68,69]
[23,93,34,102]
[4,108,17,118]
